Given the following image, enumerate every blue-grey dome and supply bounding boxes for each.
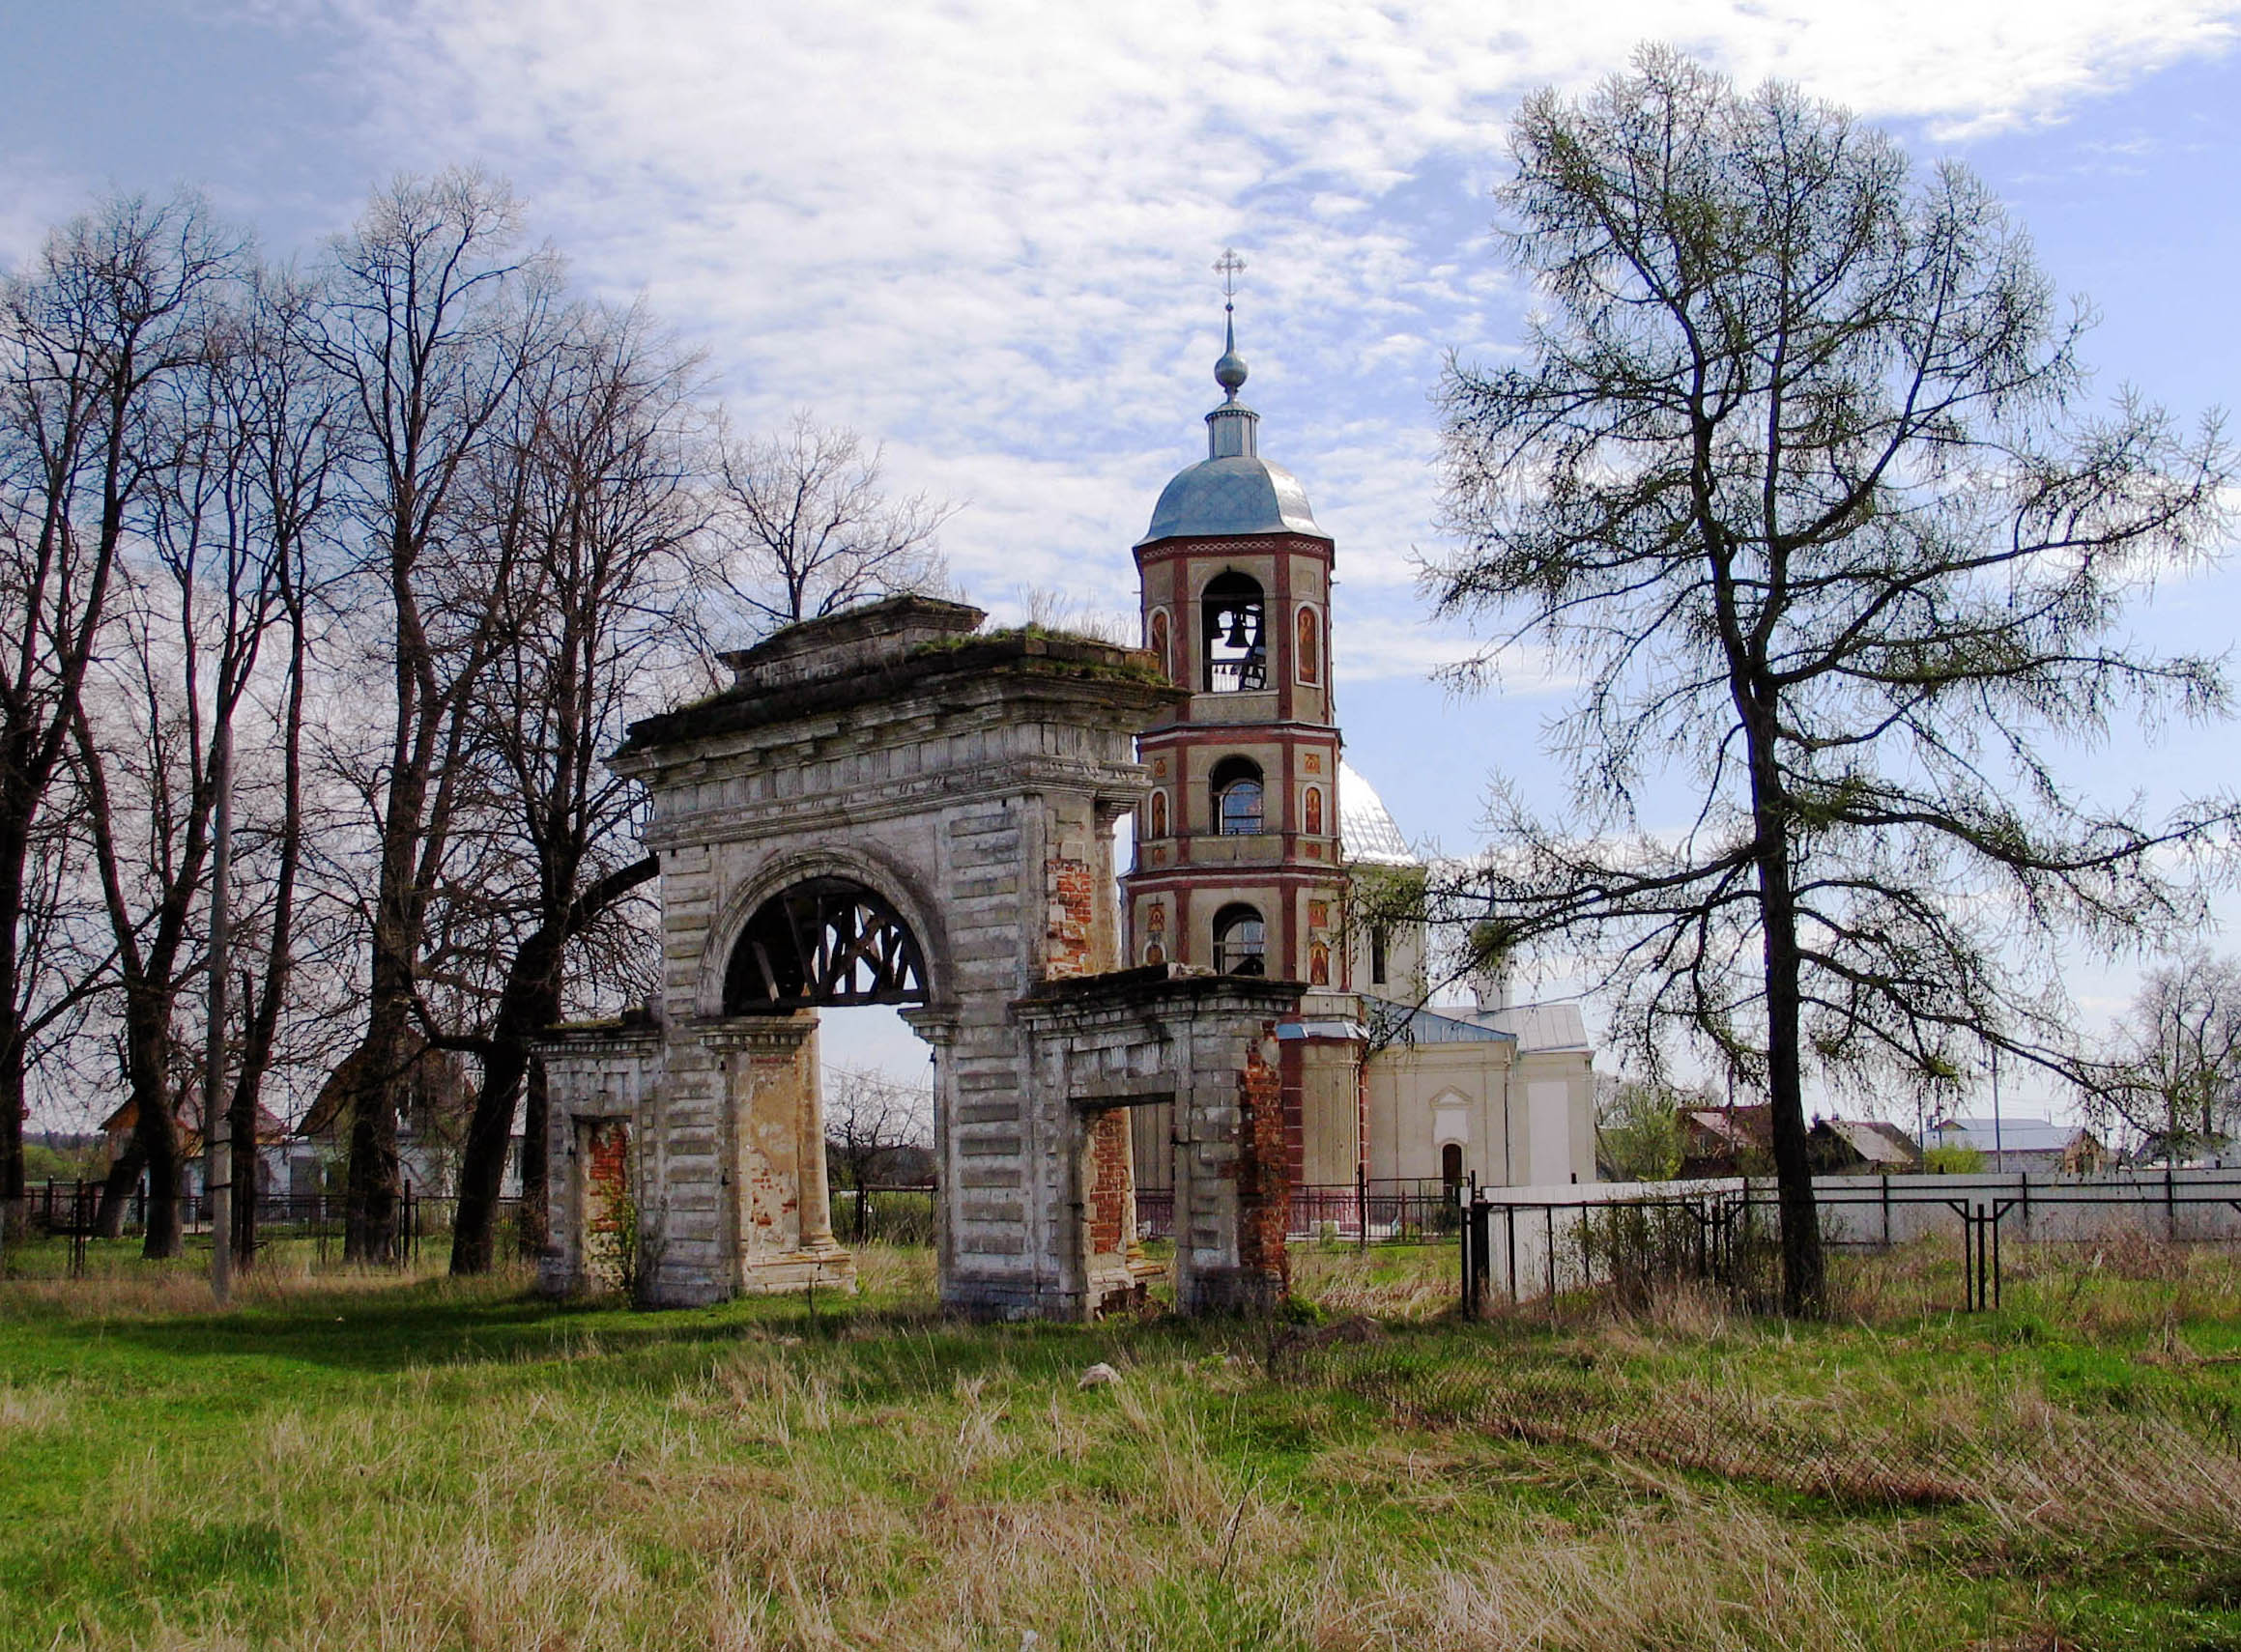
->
[1139,454,1323,545]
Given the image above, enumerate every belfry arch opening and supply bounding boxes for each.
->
[1201,570,1265,693]
[723,876,930,1013]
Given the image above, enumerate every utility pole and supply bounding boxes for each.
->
[1990,1044,2003,1176]
[204,718,233,1306]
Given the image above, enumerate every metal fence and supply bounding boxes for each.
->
[1135,1179,1461,1244]
[16,1179,518,1275]
[1457,1166,2241,1318]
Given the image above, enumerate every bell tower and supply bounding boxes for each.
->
[1123,259,1350,993]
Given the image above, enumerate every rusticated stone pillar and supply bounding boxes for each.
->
[702,1016,854,1296]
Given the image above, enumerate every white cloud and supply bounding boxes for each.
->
[259,0,2235,619]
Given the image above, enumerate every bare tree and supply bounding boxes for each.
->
[70,257,307,1258]
[443,300,704,1273]
[218,267,342,1265]
[0,193,241,1237]
[1428,48,2236,1314]
[711,413,953,631]
[314,170,558,1261]
[2093,953,2241,1161]
[823,1066,933,1241]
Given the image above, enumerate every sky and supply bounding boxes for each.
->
[5,0,2238,1121]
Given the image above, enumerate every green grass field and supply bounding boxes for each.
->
[3,1235,2239,1650]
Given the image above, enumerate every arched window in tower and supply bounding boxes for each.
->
[1213,903,1266,976]
[1297,606,1320,686]
[1143,901,1167,966]
[1147,609,1171,682]
[1201,571,1266,693]
[1304,784,1323,837]
[1209,755,1263,835]
[1308,938,1330,985]
[1148,789,1167,840]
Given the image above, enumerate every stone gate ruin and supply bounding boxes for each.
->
[537,597,1301,1318]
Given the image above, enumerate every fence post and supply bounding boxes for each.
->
[1357,1164,1368,1253]
[2166,1164,2177,1242]
[1457,1177,1476,1319]
[1881,1173,1891,1250]
[1544,1205,1557,1320]
[1992,1203,2003,1311]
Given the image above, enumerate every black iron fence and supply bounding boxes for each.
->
[1135,1179,1461,1245]
[1456,1168,2241,1319]
[16,1179,532,1275]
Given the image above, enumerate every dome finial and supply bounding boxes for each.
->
[1213,247,1249,400]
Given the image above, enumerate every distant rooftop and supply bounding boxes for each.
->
[1926,1117,2093,1154]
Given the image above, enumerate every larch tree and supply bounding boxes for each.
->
[1428,48,2236,1315]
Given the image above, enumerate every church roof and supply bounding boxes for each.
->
[1136,305,1324,546]
[1339,760,1417,866]
[1140,452,1323,544]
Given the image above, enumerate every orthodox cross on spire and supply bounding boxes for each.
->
[1212,247,1250,400]
[1216,246,1246,307]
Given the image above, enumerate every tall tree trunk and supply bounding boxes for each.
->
[452,854,656,1273]
[348,687,431,1264]
[450,962,557,1274]
[94,1136,146,1239]
[0,804,30,1239]
[229,618,305,1269]
[342,997,408,1263]
[1745,701,1824,1317]
[124,990,186,1260]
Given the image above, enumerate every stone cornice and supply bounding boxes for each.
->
[642,755,1151,849]
[618,633,1185,769]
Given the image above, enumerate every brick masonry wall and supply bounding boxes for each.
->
[584,1118,632,1292]
[1046,855,1095,979]
[1086,1107,1133,1258]
[1233,1029,1291,1298]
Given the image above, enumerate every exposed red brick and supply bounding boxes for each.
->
[1086,1108,1132,1256]
[1233,1029,1290,1297]
[1046,857,1096,979]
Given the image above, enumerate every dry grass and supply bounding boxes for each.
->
[1287,1241,1455,1322]
[6,1239,2241,1649]
[0,1247,480,1320]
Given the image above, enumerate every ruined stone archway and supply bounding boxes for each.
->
[536,596,1303,1318]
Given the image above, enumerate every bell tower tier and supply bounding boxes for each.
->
[1122,303,1351,993]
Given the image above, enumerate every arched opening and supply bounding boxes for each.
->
[723,876,930,1012]
[1201,571,1266,693]
[1147,608,1171,682]
[1441,1141,1463,1191]
[1209,755,1263,836]
[1213,902,1266,976]
[1304,784,1323,837]
[1296,606,1320,685]
[1148,788,1167,840]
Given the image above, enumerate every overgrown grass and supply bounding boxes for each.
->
[2,1237,2238,1649]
